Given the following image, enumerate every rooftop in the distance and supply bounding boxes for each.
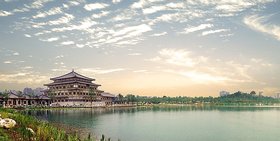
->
[50,70,95,81]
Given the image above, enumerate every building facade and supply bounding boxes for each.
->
[0,91,51,108]
[219,91,230,97]
[44,70,115,107]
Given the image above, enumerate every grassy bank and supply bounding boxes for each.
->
[0,108,112,141]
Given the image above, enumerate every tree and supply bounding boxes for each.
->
[250,91,256,95]
[117,94,124,103]
[88,87,97,107]
[2,90,9,107]
[47,89,55,103]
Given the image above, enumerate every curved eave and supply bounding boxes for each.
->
[50,77,95,81]
[44,81,101,86]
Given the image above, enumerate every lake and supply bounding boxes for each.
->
[27,106,280,141]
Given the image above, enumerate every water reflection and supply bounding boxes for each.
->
[26,105,280,120]
[25,106,280,141]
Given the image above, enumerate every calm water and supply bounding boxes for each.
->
[28,106,280,141]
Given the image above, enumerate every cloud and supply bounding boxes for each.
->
[131,0,163,9]
[52,17,96,32]
[40,37,60,42]
[92,11,109,18]
[244,14,280,40]
[80,68,125,74]
[148,48,267,84]
[182,24,213,34]
[155,48,205,67]
[151,32,167,36]
[55,55,64,59]
[0,10,12,16]
[0,72,48,84]
[24,34,32,37]
[28,0,54,9]
[32,7,63,19]
[142,2,184,15]
[112,0,122,4]
[128,53,142,56]
[60,41,75,45]
[166,69,228,84]
[3,61,12,64]
[48,13,74,25]
[202,29,229,36]
[22,66,33,69]
[143,5,167,14]
[13,52,19,56]
[113,24,152,37]
[84,3,109,11]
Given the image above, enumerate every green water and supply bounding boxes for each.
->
[29,106,280,141]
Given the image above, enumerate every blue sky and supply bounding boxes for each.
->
[0,0,280,96]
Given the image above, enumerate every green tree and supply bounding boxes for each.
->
[117,94,124,103]
[47,89,55,103]
[2,90,9,107]
[89,87,97,107]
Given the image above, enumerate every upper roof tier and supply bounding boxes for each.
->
[50,70,95,81]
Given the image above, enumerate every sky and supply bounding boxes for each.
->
[0,0,280,97]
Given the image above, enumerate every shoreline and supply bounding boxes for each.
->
[0,108,113,141]
[5,103,280,111]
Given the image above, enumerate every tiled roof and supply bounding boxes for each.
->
[44,81,101,86]
[50,70,94,81]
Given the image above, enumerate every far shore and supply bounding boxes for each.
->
[7,103,280,111]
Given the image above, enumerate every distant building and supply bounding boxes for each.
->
[44,70,115,107]
[220,91,230,97]
[33,87,45,96]
[259,91,263,97]
[23,87,34,95]
[274,93,280,99]
[0,90,51,107]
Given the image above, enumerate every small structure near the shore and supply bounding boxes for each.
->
[0,91,51,108]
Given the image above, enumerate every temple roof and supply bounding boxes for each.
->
[50,70,94,81]
[44,81,101,86]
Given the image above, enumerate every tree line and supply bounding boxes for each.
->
[115,91,280,105]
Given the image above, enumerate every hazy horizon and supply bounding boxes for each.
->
[1,0,280,97]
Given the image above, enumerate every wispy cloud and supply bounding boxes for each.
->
[202,29,229,36]
[128,53,142,56]
[244,14,280,40]
[40,37,60,42]
[80,68,125,74]
[24,34,32,37]
[92,11,109,18]
[0,10,12,16]
[32,7,63,19]
[154,48,207,67]
[112,0,122,4]
[13,52,19,56]
[151,32,167,36]
[3,61,12,64]
[60,41,75,45]
[84,3,109,11]
[55,55,64,59]
[0,72,48,84]
[28,0,54,9]
[182,24,213,34]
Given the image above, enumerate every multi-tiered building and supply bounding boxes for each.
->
[44,70,115,107]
